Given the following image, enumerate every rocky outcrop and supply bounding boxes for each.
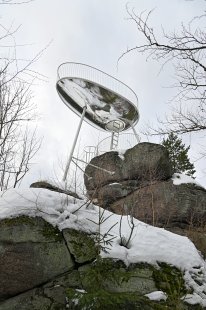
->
[0,215,197,309]
[84,142,173,191]
[109,180,206,257]
[84,142,206,258]
[88,180,142,207]
[0,216,74,300]
[109,180,206,228]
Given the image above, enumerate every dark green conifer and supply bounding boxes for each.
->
[162,133,195,177]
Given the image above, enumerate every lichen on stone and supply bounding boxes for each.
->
[1,215,36,227]
[63,228,98,264]
[41,221,62,242]
[152,262,188,305]
[66,288,167,310]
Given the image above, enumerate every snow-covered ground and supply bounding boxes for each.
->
[0,185,206,306]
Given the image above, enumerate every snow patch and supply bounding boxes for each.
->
[118,149,126,160]
[145,291,167,301]
[172,173,202,187]
[183,293,206,307]
[109,183,120,186]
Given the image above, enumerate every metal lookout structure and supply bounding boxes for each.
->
[56,62,140,181]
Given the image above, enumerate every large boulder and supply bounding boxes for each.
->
[109,180,206,227]
[84,142,173,191]
[88,180,149,208]
[109,180,206,257]
[0,216,74,300]
[0,258,190,310]
[123,142,173,181]
[0,213,203,309]
[84,142,206,259]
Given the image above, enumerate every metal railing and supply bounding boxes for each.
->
[81,133,140,165]
[57,62,138,109]
[97,133,140,155]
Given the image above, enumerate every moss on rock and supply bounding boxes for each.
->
[41,221,62,242]
[66,288,167,310]
[79,258,157,294]
[77,258,196,309]
[0,218,203,309]
[63,228,98,264]
[153,262,188,301]
[1,216,36,227]
[0,216,63,243]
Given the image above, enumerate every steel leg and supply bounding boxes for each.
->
[63,106,87,181]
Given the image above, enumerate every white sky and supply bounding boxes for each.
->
[1,0,205,186]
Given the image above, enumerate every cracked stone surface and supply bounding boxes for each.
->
[0,216,74,300]
[0,270,81,310]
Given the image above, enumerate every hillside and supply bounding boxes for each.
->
[0,186,205,309]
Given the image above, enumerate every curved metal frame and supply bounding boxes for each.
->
[57,79,139,132]
[57,62,139,109]
[56,62,140,181]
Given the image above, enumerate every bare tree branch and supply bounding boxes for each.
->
[0,0,44,191]
[0,69,41,190]
[120,5,206,136]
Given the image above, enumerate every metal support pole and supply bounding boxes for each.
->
[110,131,115,150]
[130,124,140,143]
[72,156,115,175]
[63,106,87,181]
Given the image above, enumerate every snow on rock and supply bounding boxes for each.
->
[145,291,167,301]
[172,173,203,187]
[0,188,206,306]
[183,293,206,307]
[118,149,126,160]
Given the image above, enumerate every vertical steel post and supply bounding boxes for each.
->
[110,131,115,150]
[131,124,140,143]
[63,106,87,181]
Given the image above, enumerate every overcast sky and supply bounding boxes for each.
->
[1,0,205,187]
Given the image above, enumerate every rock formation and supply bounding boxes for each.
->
[0,215,197,309]
[84,142,206,257]
[84,142,173,192]
[0,142,205,309]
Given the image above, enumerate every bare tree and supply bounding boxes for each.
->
[0,69,41,190]
[120,4,206,136]
[0,0,43,191]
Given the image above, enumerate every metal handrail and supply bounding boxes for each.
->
[57,62,138,109]
[96,132,140,155]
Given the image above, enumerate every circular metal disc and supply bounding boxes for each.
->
[56,77,139,132]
